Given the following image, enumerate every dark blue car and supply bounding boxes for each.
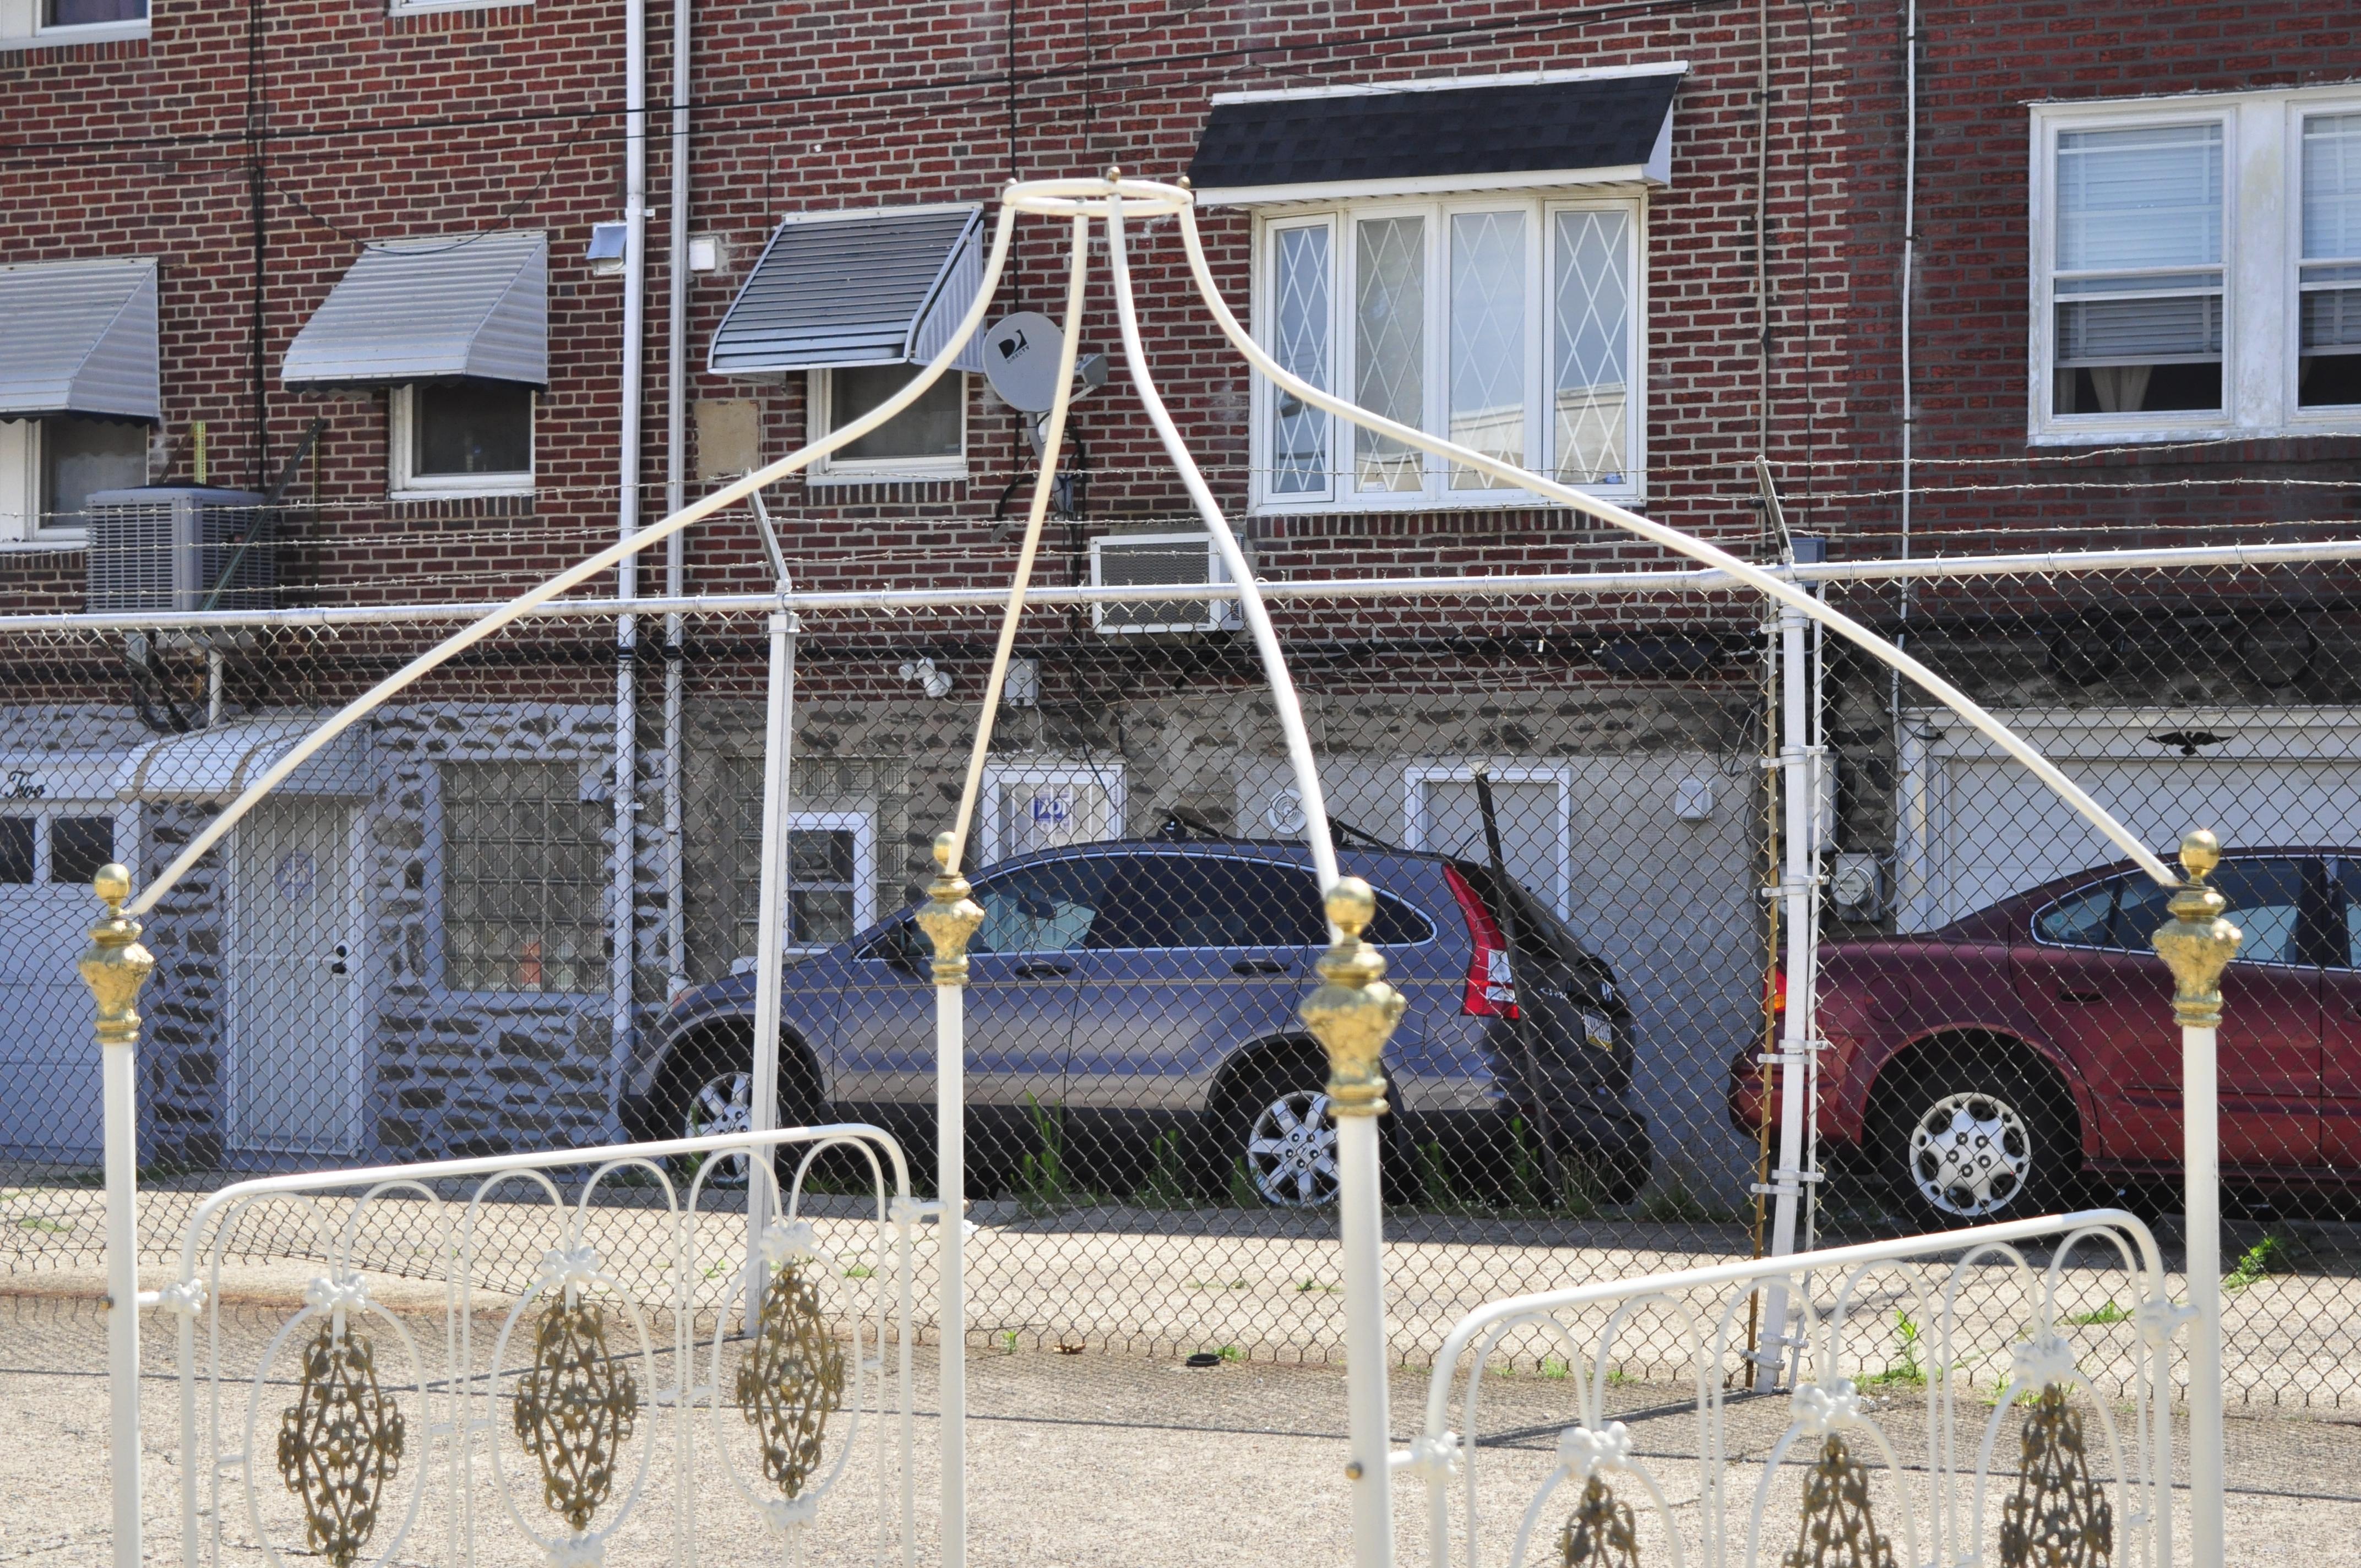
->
[622,835,1652,1206]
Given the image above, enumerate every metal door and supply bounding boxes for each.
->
[229,799,363,1156]
[0,805,125,1159]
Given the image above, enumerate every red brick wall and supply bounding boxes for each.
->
[1,0,1852,613]
[1826,1,2361,557]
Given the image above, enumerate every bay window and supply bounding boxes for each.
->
[1252,194,1643,509]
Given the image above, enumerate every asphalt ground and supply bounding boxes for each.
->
[2,1289,2358,1567]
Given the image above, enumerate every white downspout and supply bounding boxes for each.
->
[661,0,690,997]
[612,0,649,1112]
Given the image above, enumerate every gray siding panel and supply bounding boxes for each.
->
[0,258,160,422]
[282,231,548,389]
[710,206,986,375]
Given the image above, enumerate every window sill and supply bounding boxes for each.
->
[0,21,148,51]
[805,464,969,487]
[0,532,89,550]
[2027,417,2361,446]
[389,1,522,14]
[390,480,535,502]
[1250,483,1642,516]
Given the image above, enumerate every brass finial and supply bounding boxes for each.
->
[2152,829,2242,1029]
[1298,878,1406,1117]
[915,831,985,986]
[1106,165,1123,182]
[1177,175,1192,190]
[78,863,155,1051]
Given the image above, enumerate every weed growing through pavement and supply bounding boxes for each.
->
[2226,1234,2289,1292]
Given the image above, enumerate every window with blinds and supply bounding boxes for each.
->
[2303,112,2361,409]
[2050,123,2224,417]
[439,762,608,993]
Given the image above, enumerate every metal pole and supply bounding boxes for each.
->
[2153,829,2240,1568]
[745,600,796,1329]
[79,862,156,1568]
[1753,595,1814,1388]
[916,836,983,1568]
[1299,879,1408,1568]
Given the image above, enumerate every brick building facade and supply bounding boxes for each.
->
[4,2,2357,1188]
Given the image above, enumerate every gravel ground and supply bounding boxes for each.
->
[3,1288,2359,1568]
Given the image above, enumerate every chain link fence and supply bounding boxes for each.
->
[4,556,2361,1403]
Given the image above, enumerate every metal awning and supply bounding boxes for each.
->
[0,258,160,422]
[113,718,376,802]
[1188,65,1686,204]
[709,205,988,377]
[282,231,548,390]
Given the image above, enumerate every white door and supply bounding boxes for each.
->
[0,805,126,1159]
[230,800,363,1156]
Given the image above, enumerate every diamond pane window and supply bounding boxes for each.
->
[1269,223,1331,495]
[1354,216,1426,494]
[1252,195,1645,507]
[1448,211,1526,489]
[1552,209,1631,487]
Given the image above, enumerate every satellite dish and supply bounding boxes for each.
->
[980,313,1109,415]
[981,312,1065,413]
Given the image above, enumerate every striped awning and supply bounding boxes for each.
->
[0,258,160,422]
[282,231,548,390]
[710,205,987,376]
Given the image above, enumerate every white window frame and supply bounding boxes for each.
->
[805,367,969,484]
[2029,84,2361,443]
[980,760,1128,864]
[1401,761,1575,916]
[389,382,536,499]
[735,809,877,960]
[0,416,146,547]
[0,0,150,51]
[1248,189,1647,514]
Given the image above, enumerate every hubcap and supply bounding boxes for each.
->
[1245,1088,1339,1208]
[1907,1090,2033,1217]
[682,1070,755,1186]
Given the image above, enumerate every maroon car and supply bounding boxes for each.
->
[1730,849,2361,1227]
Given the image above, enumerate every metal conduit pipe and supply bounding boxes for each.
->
[661,0,690,997]
[613,0,650,1119]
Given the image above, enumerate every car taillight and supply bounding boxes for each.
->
[1767,967,1787,1019]
[1443,863,1517,1019]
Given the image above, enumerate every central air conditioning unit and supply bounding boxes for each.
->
[84,487,275,614]
[1087,531,1241,636]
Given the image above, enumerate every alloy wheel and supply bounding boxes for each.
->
[1245,1087,1340,1208]
[1906,1089,2033,1218]
[681,1069,755,1188]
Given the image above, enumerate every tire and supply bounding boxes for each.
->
[1876,1052,2074,1229]
[657,1035,820,1190]
[1221,1058,1341,1210]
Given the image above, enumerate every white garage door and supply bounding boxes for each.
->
[0,804,127,1160]
[1898,708,2361,929]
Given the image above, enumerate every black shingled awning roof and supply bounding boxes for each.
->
[1187,70,1682,197]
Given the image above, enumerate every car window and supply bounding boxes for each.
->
[1090,856,1323,948]
[2034,857,2310,965]
[2332,861,2361,967]
[970,859,1110,954]
[1089,854,1437,948]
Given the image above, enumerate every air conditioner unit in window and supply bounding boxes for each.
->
[84,487,275,614]
[1088,531,1241,635]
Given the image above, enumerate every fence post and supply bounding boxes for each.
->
[745,601,798,1330]
[78,862,155,1568]
[2153,828,2239,1568]
[916,833,983,1568]
[1299,877,1407,1568]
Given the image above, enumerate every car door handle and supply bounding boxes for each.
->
[2055,987,2106,1004]
[1231,958,1290,976]
[1012,960,1073,979]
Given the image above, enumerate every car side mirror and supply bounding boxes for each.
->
[877,922,928,977]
